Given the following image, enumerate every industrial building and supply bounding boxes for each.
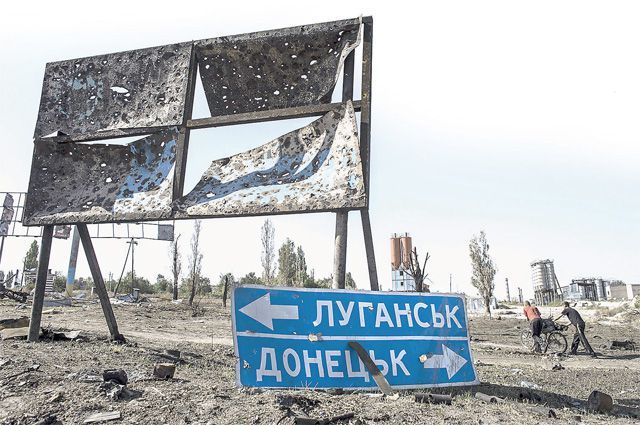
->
[531,259,563,305]
[390,233,415,291]
[562,278,640,301]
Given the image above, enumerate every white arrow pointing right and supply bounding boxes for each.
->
[421,344,468,379]
[238,292,299,331]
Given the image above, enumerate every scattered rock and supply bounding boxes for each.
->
[520,381,542,390]
[153,363,176,379]
[103,369,128,385]
[84,411,121,423]
[587,390,613,413]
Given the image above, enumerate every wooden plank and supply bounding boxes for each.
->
[187,101,361,130]
[77,224,124,342]
[28,225,53,342]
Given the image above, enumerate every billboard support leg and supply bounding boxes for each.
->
[28,225,54,342]
[65,226,80,297]
[77,224,125,342]
[361,209,379,291]
[333,211,348,289]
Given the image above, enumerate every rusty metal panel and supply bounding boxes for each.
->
[195,18,360,117]
[175,101,365,218]
[23,128,179,225]
[34,43,192,141]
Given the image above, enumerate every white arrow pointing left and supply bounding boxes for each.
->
[422,344,468,379]
[238,293,299,330]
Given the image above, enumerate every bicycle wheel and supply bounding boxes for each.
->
[545,332,568,354]
[520,328,533,349]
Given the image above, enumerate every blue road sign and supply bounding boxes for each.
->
[232,285,479,389]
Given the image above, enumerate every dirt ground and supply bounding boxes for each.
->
[0,296,638,425]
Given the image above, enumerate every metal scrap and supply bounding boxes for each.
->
[35,43,192,141]
[347,341,393,396]
[23,128,178,225]
[195,19,360,117]
[176,101,365,218]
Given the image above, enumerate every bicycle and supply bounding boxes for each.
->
[520,318,568,354]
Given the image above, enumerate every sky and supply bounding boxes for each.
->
[0,1,638,299]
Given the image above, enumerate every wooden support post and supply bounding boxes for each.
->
[28,225,54,342]
[77,224,125,342]
[333,211,348,289]
[359,19,380,291]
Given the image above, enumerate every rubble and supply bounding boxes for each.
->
[153,363,176,379]
[587,390,613,413]
[414,392,453,405]
[83,411,121,423]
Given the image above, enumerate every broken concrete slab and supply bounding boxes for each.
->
[83,411,121,424]
[0,316,29,330]
[153,363,176,379]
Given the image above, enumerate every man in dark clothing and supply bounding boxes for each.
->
[555,302,596,356]
[523,301,543,353]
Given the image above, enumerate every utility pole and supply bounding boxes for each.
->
[505,277,511,303]
[127,238,138,289]
[449,274,452,293]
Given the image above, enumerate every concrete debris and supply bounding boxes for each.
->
[609,340,636,351]
[414,392,453,405]
[0,316,29,330]
[275,394,319,412]
[83,411,121,423]
[0,326,30,340]
[33,414,61,425]
[520,381,542,390]
[551,363,565,371]
[100,380,141,401]
[102,369,128,385]
[153,363,176,379]
[529,406,557,418]
[47,391,64,403]
[294,412,355,425]
[475,392,504,404]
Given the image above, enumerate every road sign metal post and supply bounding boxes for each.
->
[232,285,479,390]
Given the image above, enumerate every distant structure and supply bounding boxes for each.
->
[531,259,562,305]
[562,278,640,301]
[390,233,415,291]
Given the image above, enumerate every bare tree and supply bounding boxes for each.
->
[220,272,235,308]
[169,234,182,301]
[407,247,430,292]
[261,219,275,284]
[469,230,497,317]
[188,220,203,307]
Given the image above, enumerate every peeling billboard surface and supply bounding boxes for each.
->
[196,19,360,116]
[23,128,178,225]
[175,101,365,217]
[34,43,192,140]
